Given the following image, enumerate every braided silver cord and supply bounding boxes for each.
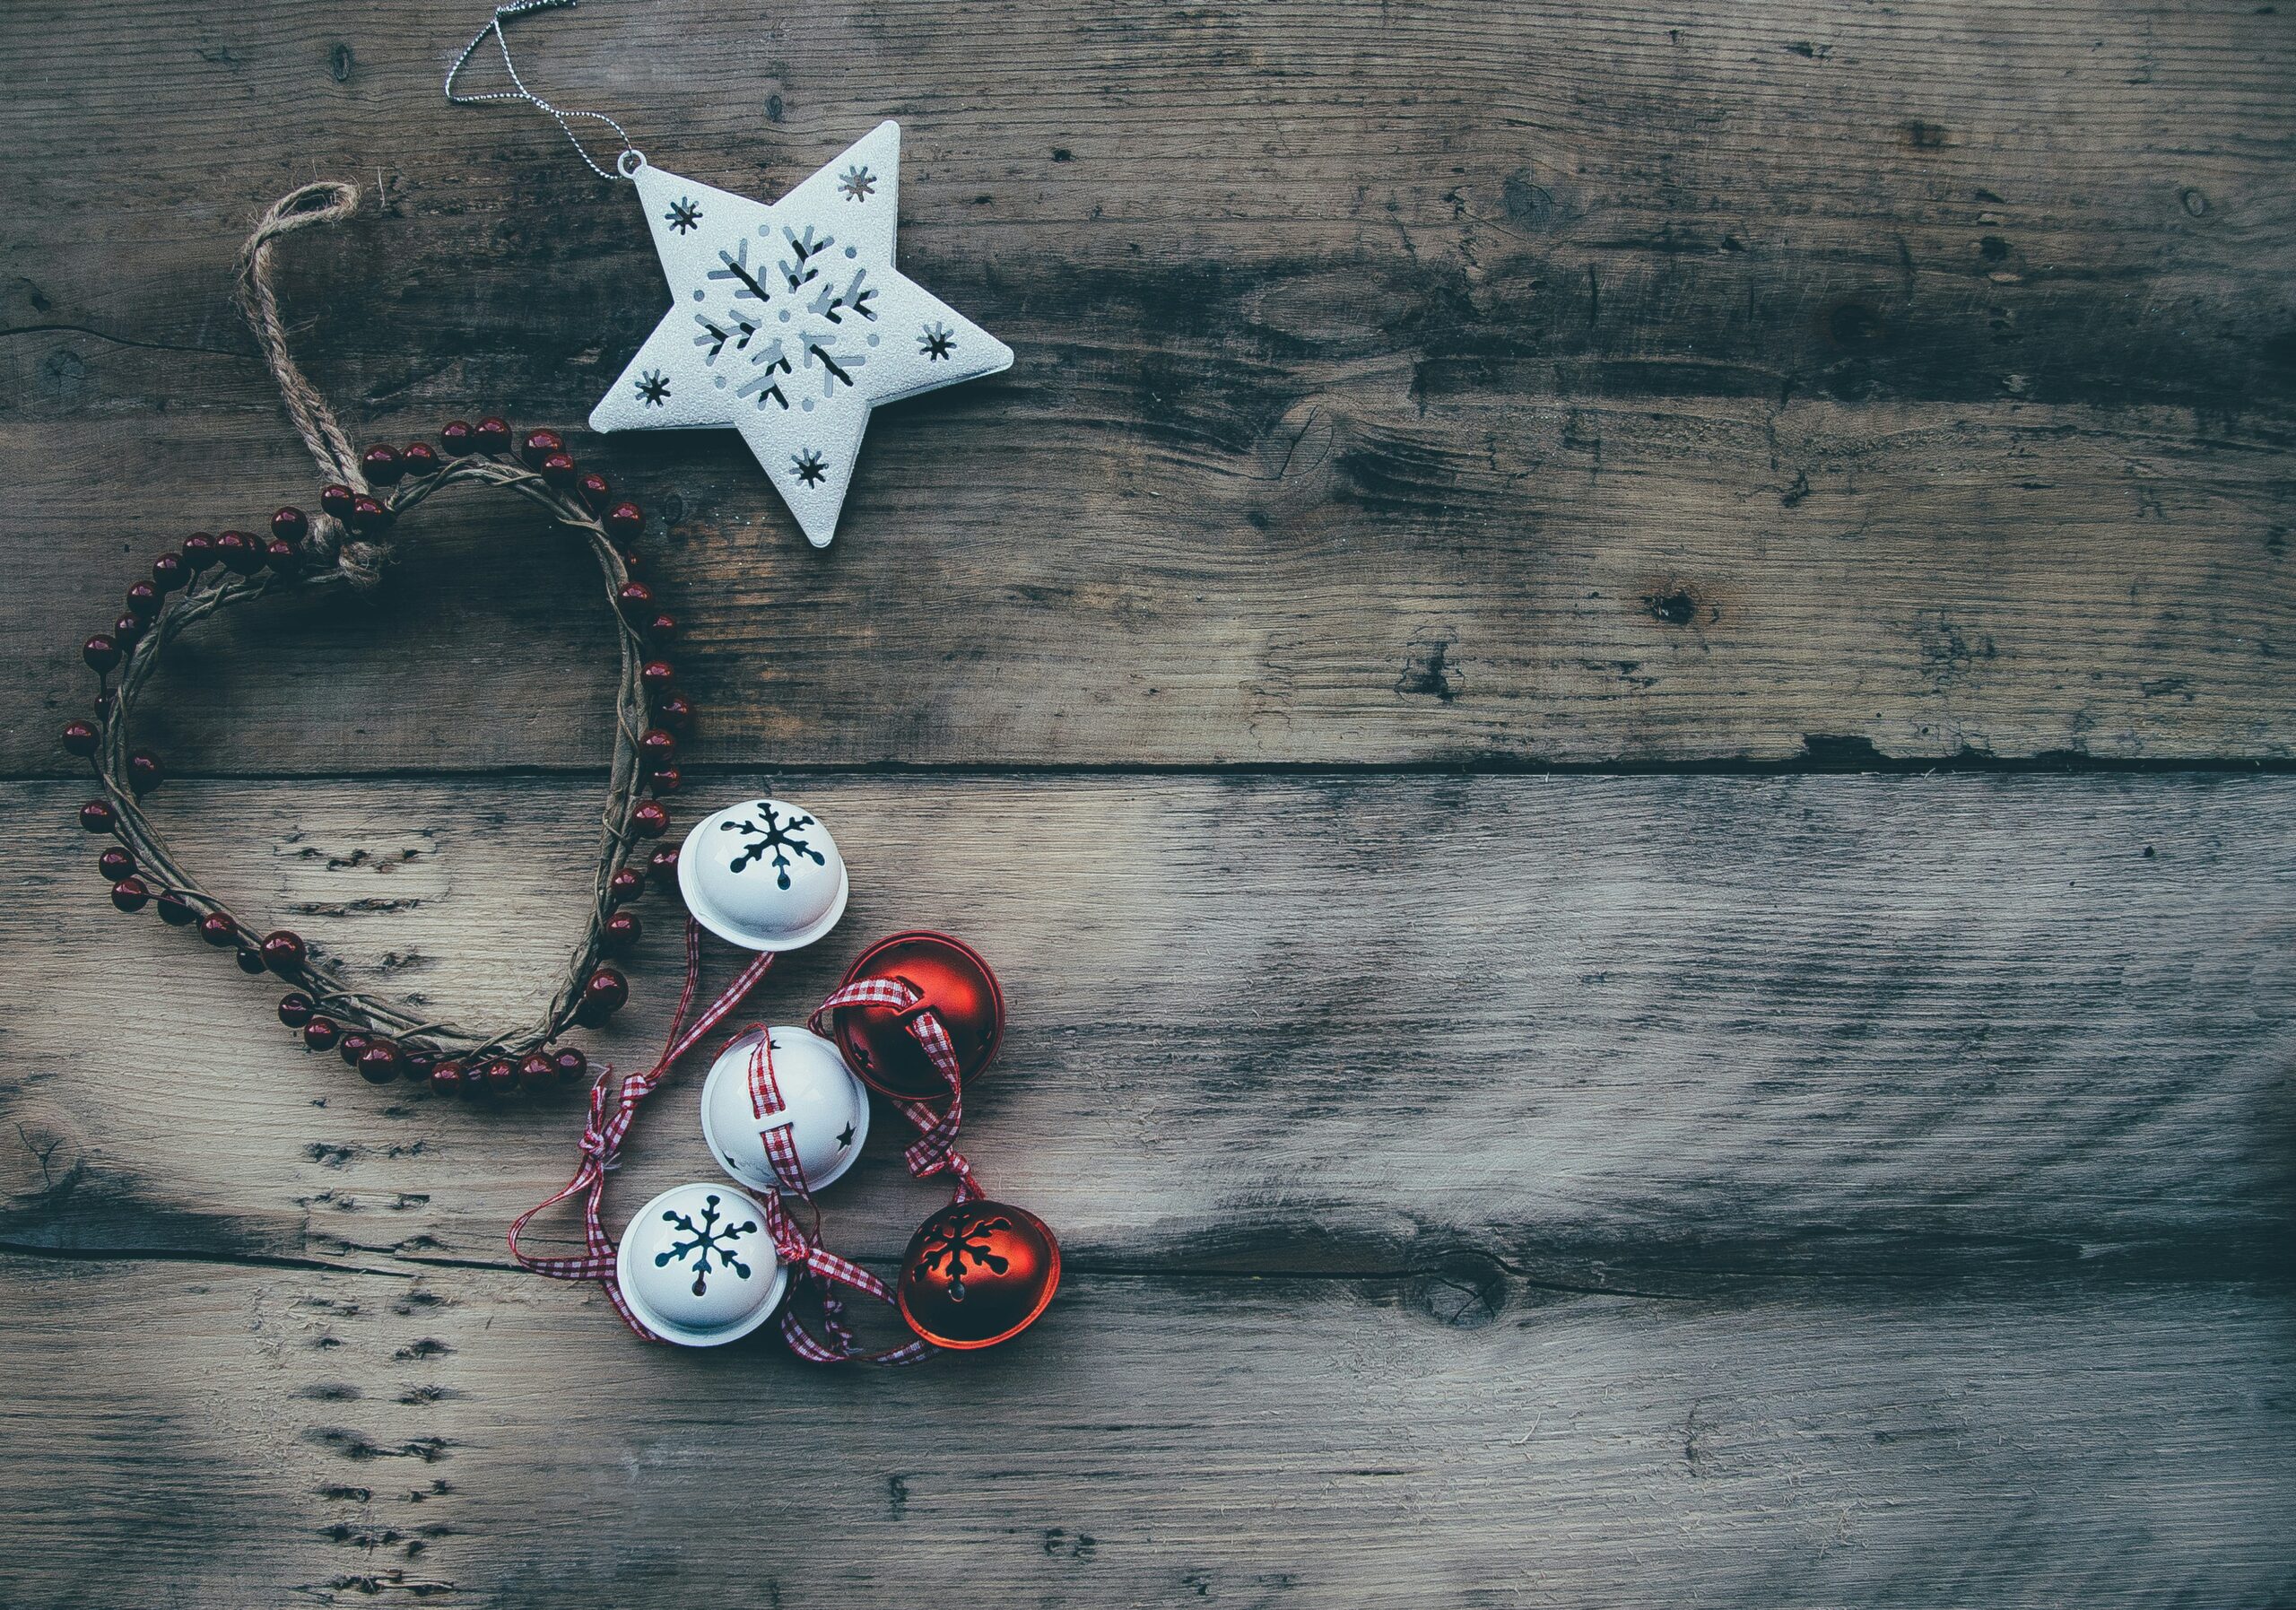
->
[445,0,646,181]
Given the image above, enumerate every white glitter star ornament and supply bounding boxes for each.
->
[588,123,1013,547]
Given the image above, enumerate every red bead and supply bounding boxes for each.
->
[180,532,216,570]
[430,1058,468,1096]
[645,612,677,640]
[198,911,239,948]
[303,1015,342,1051]
[111,614,144,650]
[607,866,645,906]
[520,429,564,467]
[125,581,160,621]
[272,506,309,544]
[261,930,306,973]
[439,420,474,452]
[78,799,116,834]
[648,765,682,794]
[474,416,512,451]
[61,718,99,757]
[631,801,669,839]
[349,494,392,534]
[897,1200,1061,1350]
[265,538,301,573]
[99,847,135,881]
[361,444,404,485]
[483,1057,518,1095]
[604,500,644,539]
[639,728,676,770]
[617,581,655,614]
[83,634,120,674]
[358,1038,404,1084]
[647,845,680,888]
[155,892,199,927]
[126,753,162,795]
[576,966,629,1024]
[402,441,440,475]
[402,1049,438,1083]
[152,552,187,593]
[540,450,578,488]
[235,945,268,975]
[110,877,151,912]
[278,992,315,1028]
[640,658,675,693]
[337,1031,372,1067]
[517,1050,556,1090]
[602,909,642,952]
[577,470,613,510]
[831,931,1006,1101]
[215,529,262,575]
[656,695,694,732]
[552,1047,589,1085]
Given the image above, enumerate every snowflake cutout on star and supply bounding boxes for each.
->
[911,1211,1015,1302]
[918,321,956,361]
[665,196,704,234]
[792,449,828,486]
[837,164,876,201]
[655,1193,757,1297]
[721,802,827,889]
[634,369,671,407]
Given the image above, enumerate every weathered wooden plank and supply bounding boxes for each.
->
[6,774,2289,1287]
[7,0,2294,769]
[1,1256,2288,1606]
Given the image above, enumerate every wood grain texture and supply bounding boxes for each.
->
[4,1256,2289,1607]
[5,775,2291,1283]
[7,0,2296,770]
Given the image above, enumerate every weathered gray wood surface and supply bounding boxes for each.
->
[8,0,2296,769]
[3,0,2292,1603]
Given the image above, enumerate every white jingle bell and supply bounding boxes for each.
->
[700,1026,872,1195]
[678,796,848,952]
[615,1181,787,1347]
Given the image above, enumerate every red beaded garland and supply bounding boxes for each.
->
[83,634,121,674]
[552,1047,588,1085]
[152,552,188,593]
[602,909,642,952]
[617,580,654,615]
[110,877,151,913]
[520,429,564,467]
[430,1057,468,1096]
[358,1038,404,1084]
[99,847,135,881]
[576,965,629,1025]
[474,416,512,451]
[112,613,146,650]
[604,500,644,539]
[154,892,199,927]
[125,581,160,621]
[272,506,309,544]
[61,718,99,757]
[644,612,677,640]
[439,419,474,452]
[79,799,116,834]
[656,694,694,732]
[483,1057,519,1096]
[577,470,612,510]
[541,450,578,488]
[215,529,263,575]
[180,531,217,570]
[349,493,392,534]
[402,441,441,475]
[648,765,683,794]
[198,911,239,948]
[517,1050,557,1091]
[278,992,315,1028]
[640,658,675,693]
[126,753,163,795]
[638,727,676,771]
[319,484,356,518]
[265,537,301,573]
[608,866,646,906]
[361,444,404,485]
[235,945,268,975]
[337,1031,373,1067]
[631,800,670,839]
[303,1015,342,1051]
[647,844,680,888]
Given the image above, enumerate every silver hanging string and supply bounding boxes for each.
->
[445,0,645,181]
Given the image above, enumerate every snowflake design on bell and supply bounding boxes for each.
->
[913,1211,1015,1301]
[589,122,1014,546]
[722,801,826,889]
[655,1193,757,1296]
[635,369,671,406]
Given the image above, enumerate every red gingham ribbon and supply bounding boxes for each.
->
[809,979,986,1205]
[737,1031,933,1365]
[508,920,776,1343]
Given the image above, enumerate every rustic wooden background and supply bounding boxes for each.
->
[4,0,2293,1603]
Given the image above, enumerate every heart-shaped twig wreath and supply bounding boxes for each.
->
[59,182,691,1098]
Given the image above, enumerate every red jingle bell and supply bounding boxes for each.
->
[829,930,1005,1101]
[897,1200,1060,1351]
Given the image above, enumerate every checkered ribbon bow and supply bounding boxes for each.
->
[740,1032,933,1366]
[808,979,986,1205]
[508,919,776,1344]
